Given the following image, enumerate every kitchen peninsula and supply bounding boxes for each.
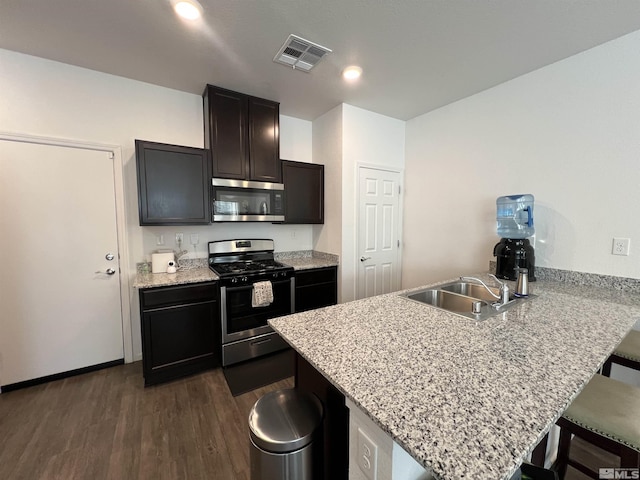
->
[269,272,640,480]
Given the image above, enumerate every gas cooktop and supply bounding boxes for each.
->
[209,259,290,277]
[207,239,293,286]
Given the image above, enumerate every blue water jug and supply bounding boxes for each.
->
[496,194,535,239]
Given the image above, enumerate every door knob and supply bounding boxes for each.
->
[360,256,372,262]
[95,268,116,275]
[105,253,115,261]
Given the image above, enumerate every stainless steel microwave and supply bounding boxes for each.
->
[211,178,285,222]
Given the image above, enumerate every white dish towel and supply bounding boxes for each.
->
[252,281,274,308]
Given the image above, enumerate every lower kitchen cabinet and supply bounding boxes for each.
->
[139,282,219,386]
[295,353,349,480]
[295,266,338,313]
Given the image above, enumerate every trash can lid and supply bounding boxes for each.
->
[249,388,323,453]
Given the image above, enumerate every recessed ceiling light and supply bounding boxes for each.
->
[171,0,202,20]
[342,65,363,81]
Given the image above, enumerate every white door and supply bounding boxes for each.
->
[357,166,402,299]
[0,139,124,387]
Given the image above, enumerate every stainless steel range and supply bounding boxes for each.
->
[208,239,294,366]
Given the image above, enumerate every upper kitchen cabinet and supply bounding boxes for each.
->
[282,160,324,224]
[203,85,281,183]
[135,140,211,225]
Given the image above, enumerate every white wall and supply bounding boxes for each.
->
[341,105,405,302]
[312,105,343,258]
[403,30,640,289]
[0,48,313,361]
[312,104,405,303]
[280,115,312,163]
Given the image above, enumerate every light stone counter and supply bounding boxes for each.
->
[269,272,640,480]
[133,266,218,288]
[275,250,339,270]
[132,251,337,288]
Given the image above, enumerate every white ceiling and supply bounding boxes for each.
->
[2,0,640,121]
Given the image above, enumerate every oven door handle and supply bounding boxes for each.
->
[224,279,291,293]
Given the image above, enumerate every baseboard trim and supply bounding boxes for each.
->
[1,359,125,393]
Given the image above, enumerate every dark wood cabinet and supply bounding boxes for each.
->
[139,282,219,386]
[282,160,324,224]
[249,97,281,182]
[203,85,281,183]
[295,266,338,313]
[135,140,211,225]
[295,353,349,480]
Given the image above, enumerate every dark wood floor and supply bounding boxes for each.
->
[0,362,620,480]
[563,435,619,480]
[0,362,293,480]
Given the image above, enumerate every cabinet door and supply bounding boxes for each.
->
[249,96,281,183]
[135,140,211,225]
[140,282,220,386]
[282,160,324,224]
[296,354,349,480]
[143,301,217,369]
[204,85,248,180]
[295,267,337,313]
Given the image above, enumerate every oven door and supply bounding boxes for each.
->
[220,278,294,344]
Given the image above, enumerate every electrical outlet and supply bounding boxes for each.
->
[175,233,184,246]
[156,235,164,246]
[357,428,377,480]
[612,237,631,256]
[190,234,199,245]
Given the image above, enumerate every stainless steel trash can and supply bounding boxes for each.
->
[249,388,323,480]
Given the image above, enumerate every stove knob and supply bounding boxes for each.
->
[272,273,278,279]
[231,277,238,284]
[242,276,248,283]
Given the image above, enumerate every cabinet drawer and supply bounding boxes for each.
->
[295,267,337,288]
[141,282,218,310]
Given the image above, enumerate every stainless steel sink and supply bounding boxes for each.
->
[406,289,488,314]
[439,282,500,303]
[401,280,531,321]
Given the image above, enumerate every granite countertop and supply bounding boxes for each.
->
[132,250,338,288]
[133,266,218,288]
[269,273,640,480]
[275,250,339,270]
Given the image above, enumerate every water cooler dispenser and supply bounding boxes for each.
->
[493,194,536,281]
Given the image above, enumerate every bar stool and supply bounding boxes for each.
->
[552,374,640,479]
[602,330,640,376]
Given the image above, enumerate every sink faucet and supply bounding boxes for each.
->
[459,275,510,306]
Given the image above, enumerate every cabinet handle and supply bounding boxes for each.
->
[251,338,272,347]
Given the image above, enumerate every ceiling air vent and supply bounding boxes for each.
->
[273,34,332,72]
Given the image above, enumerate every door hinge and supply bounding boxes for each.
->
[398,185,401,195]
[109,151,115,160]
[397,239,400,248]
